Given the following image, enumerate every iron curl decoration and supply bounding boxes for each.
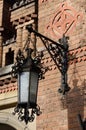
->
[11,49,26,77]
[26,25,70,95]
[12,104,42,124]
[12,48,48,80]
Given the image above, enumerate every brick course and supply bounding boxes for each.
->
[0,0,86,130]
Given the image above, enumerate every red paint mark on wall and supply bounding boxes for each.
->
[45,2,83,39]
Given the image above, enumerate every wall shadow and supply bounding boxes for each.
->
[66,63,86,130]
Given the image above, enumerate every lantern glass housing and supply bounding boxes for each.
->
[18,55,40,108]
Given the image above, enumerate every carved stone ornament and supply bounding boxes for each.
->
[45,2,83,39]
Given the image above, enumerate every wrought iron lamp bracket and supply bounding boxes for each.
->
[26,25,70,95]
[11,24,71,124]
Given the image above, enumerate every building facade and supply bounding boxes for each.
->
[0,0,86,130]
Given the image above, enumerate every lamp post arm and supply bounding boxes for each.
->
[26,25,70,95]
[39,36,61,72]
[26,25,69,72]
[26,25,64,49]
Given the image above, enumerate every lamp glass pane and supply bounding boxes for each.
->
[18,72,30,104]
[30,71,39,107]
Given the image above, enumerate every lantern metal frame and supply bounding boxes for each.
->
[12,48,43,124]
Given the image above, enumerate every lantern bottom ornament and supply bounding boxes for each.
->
[13,104,41,124]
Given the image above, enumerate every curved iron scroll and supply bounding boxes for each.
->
[26,25,70,95]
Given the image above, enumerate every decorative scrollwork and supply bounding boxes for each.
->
[12,104,42,124]
[11,49,26,77]
[26,25,70,95]
[45,2,83,40]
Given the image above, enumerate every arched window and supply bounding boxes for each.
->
[0,123,16,130]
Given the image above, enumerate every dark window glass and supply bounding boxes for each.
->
[5,48,14,65]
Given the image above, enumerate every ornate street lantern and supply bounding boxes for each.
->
[18,49,40,108]
[12,48,42,124]
[12,24,70,124]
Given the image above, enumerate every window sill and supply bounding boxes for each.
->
[0,64,13,77]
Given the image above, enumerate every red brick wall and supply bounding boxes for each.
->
[36,0,86,130]
[0,0,85,130]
